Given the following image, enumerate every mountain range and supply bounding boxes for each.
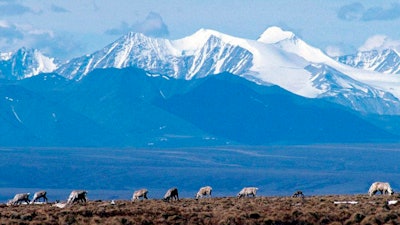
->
[2,26,400,146]
[336,49,400,74]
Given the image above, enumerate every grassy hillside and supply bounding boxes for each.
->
[1,194,400,224]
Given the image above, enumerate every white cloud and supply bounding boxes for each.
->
[105,12,169,37]
[18,23,54,37]
[338,2,400,22]
[0,20,10,28]
[0,20,82,60]
[358,35,400,52]
[325,46,344,57]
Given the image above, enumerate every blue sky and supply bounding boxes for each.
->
[1,0,400,60]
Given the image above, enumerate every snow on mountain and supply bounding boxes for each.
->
[258,26,334,64]
[56,30,255,81]
[0,48,57,80]
[256,27,400,114]
[336,49,400,74]
[306,64,400,115]
[54,26,400,115]
[56,28,321,97]
[258,26,295,43]
[0,52,12,60]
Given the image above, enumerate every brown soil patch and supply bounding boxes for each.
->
[1,194,400,224]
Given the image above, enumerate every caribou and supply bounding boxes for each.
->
[30,190,48,204]
[163,187,179,202]
[237,187,258,198]
[67,190,88,204]
[195,186,212,200]
[131,189,148,202]
[368,182,394,196]
[7,193,30,206]
[292,190,304,198]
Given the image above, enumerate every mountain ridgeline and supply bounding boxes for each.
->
[2,26,400,146]
[336,49,400,74]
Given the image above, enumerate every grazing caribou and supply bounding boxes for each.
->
[368,182,394,196]
[195,186,212,200]
[292,190,304,198]
[132,189,148,202]
[163,187,179,202]
[31,190,48,204]
[67,190,88,204]
[237,187,258,198]
[7,193,30,206]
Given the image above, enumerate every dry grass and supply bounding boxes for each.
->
[1,194,400,224]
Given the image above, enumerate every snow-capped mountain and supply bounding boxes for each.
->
[0,48,57,80]
[55,26,400,115]
[336,49,400,74]
[306,64,400,115]
[4,27,400,146]
[56,30,254,81]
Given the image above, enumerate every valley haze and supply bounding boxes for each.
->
[1,144,400,203]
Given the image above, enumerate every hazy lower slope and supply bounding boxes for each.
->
[154,73,396,144]
[1,67,397,147]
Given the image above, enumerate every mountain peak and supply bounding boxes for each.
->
[125,31,148,39]
[257,26,295,44]
[119,32,153,44]
[174,28,253,49]
[0,47,57,80]
[173,28,230,51]
[190,28,225,39]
